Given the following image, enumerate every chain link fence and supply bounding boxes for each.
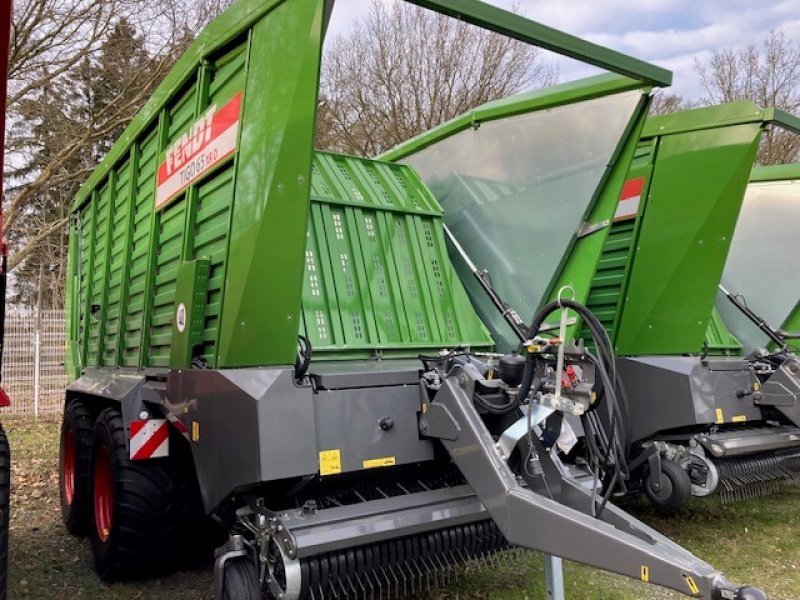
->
[1,309,68,418]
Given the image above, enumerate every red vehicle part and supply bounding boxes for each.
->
[0,0,12,407]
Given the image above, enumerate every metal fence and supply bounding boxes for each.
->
[1,309,68,418]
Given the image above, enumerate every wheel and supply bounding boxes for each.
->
[0,424,10,600]
[644,459,692,510]
[222,558,261,600]
[59,399,95,535]
[88,406,208,580]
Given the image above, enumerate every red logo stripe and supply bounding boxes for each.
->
[620,177,645,200]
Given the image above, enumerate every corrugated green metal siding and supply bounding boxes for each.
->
[101,160,132,364]
[145,83,198,367]
[193,165,235,363]
[302,153,493,357]
[121,126,159,366]
[69,35,249,372]
[148,200,187,367]
[76,202,95,368]
[190,44,248,365]
[68,42,493,368]
[581,140,655,344]
[86,183,113,364]
[584,220,636,336]
[66,2,332,374]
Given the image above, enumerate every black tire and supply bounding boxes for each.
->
[0,424,10,600]
[59,399,95,535]
[88,406,208,580]
[222,558,261,600]
[644,459,692,510]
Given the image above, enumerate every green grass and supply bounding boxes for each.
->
[6,416,800,599]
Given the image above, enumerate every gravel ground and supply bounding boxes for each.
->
[5,416,800,599]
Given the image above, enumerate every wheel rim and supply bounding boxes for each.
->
[93,444,114,542]
[62,430,76,506]
[649,472,674,501]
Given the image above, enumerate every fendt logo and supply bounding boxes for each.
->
[155,91,243,209]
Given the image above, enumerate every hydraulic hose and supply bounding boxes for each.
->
[518,299,630,515]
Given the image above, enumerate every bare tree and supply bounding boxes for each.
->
[317,1,558,156]
[696,29,800,165]
[4,0,231,306]
[648,91,695,116]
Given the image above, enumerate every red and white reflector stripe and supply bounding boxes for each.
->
[614,176,644,222]
[130,419,169,460]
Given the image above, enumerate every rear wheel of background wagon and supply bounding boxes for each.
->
[644,459,691,510]
[222,558,261,600]
[59,399,95,535]
[0,424,10,600]
[89,406,209,580]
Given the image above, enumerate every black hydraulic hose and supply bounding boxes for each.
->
[519,299,630,515]
[719,284,786,349]
[295,335,312,380]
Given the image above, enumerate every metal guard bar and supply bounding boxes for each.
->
[422,367,762,599]
[405,0,672,87]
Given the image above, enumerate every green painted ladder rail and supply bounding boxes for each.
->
[712,163,800,354]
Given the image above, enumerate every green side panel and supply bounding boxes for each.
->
[101,159,132,365]
[530,97,650,346]
[76,203,94,369]
[192,164,236,365]
[184,44,248,366]
[217,1,326,367]
[614,123,762,355]
[86,182,113,364]
[64,222,80,379]
[121,126,159,366]
[169,259,210,369]
[148,199,187,367]
[703,307,743,355]
[302,154,492,358]
[580,139,656,343]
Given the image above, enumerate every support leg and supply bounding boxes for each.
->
[544,555,565,600]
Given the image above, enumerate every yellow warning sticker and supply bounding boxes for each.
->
[363,456,396,469]
[715,408,724,424]
[191,420,200,442]
[732,414,747,423]
[640,565,650,583]
[319,449,342,476]
[685,576,700,595]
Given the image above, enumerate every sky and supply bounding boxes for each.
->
[326,0,800,99]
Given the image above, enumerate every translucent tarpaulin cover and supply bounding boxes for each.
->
[718,179,800,353]
[402,91,643,350]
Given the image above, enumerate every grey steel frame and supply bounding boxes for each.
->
[421,365,756,599]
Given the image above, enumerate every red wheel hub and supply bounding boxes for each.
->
[93,445,114,542]
[62,430,76,506]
